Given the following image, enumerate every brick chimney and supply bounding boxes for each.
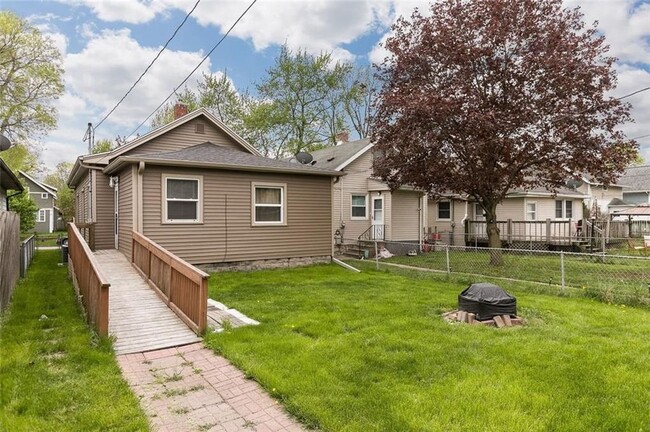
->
[335,131,349,145]
[173,103,188,120]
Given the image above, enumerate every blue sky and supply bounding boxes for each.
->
[5,0,650,171]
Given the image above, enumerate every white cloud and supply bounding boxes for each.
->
[180,0,386,61]
[61,0,168,24]
[64,28,212,128]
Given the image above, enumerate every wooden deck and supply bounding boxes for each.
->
[94,250,201,355]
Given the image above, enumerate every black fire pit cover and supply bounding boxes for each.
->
[458,282,517,320]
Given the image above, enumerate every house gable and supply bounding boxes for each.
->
[19,171,57,198]
[125,117,248,157]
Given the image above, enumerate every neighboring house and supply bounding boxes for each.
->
[618,165,650,206]
[577,175,625,217]
[428,187,587,245]
[67,107,341,270]
[0,158,24,211]
[18,171,62,233]
[307,139,428,245]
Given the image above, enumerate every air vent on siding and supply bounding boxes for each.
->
[195,123,205,134]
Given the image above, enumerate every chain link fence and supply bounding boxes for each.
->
[339,238,650,307]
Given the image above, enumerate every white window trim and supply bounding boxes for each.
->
[36,209,46,223]
[251,182,287,226]
[162,174,203,224]
[437,201,452,221]
[525,201,537,221]
[41,192,48,199]
[555,199,574,220]
[350,193,369,220]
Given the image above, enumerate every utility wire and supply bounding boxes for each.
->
[615,86,650,101]
[630,133,650,141]
[93,0,202,131]
[125,0,259,140]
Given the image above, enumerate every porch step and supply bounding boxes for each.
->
[339,242,371,259]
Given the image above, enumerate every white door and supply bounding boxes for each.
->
[371,196,384,240]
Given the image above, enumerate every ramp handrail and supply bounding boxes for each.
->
[67,223,110,336]
[131,231,208,334]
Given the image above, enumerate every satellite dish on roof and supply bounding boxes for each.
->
[295,151,313,165]
[566,178,584,189]
[0,134,11,152]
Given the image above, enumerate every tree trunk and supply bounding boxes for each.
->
[485,203,503,266]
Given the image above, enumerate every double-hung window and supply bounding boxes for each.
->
[526,202,537,220]
[164,175,202,223]
[555,200,573,219]
[351,194,368,219]
[41,193,48,199]
[437,201,451,220]
[252,183,286,225]
[36,209,46,223]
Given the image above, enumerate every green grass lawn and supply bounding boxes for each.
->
[205,263,650,432]
[0,250,149,431]
[384,248,650,306]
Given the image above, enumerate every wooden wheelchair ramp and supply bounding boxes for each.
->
[94,250,201,355]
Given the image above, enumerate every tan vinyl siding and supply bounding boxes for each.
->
[391,191,421,241]
[75,174,90,223]
[128,118,247,156]
[94,172,114,250]
[427,199,467,232]
[118,168,133,258]
[142,166,332,264]
[498,198,526,219]
[334,152,374,241]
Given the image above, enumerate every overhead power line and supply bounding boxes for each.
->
[630,133,650,141]
[615,86,650,101]
[93,0,202,131]
[125,0,259,140]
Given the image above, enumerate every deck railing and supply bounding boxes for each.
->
[131,231,208,335]
[75,222,96,251]
[67,223,110,336]
[466,219,575,244]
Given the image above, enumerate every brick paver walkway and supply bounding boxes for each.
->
[117,343,305,432]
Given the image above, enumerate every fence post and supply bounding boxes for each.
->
[507,219,512,244]
[445,245,450,274]
[374,241,379,270]
[560,251,564,294]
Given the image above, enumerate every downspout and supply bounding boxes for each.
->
[137,162,145,233]
[460,199,469,244]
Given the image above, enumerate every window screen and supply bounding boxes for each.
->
[165,178,199,221]
[254,186,283,223]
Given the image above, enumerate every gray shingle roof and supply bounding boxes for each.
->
[306,138,371,170]
[123,142,340,176]
[619,165,650,191]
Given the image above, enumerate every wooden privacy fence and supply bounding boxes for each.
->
[67,223,110,336]
[0,212,20,312]
[131,231,208,335]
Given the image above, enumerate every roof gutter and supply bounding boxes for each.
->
[104,157,344,177]
[68,159,103,188]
